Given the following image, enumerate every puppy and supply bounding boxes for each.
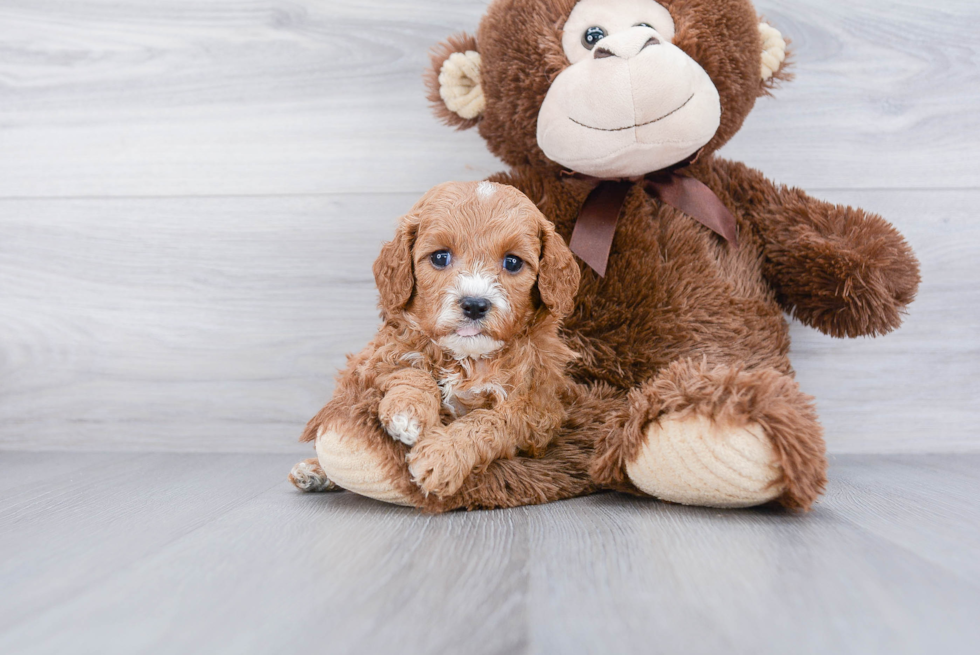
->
[290,180,581,499]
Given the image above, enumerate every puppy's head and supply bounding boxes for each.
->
[373,181,579,359]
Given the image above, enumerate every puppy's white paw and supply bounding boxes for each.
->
[384,412,421,446]
[289,460,337,493]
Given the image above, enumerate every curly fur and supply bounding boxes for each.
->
[293,182,587,505]
[591,358,826,509]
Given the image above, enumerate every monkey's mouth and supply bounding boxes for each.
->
[569,94,695,133]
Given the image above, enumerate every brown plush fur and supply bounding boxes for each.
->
[297,181,588,502]
[591,358,826,510]
[412,0,920,511]
[426,0,791,174]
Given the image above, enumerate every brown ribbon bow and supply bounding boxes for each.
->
[566,164,739,277]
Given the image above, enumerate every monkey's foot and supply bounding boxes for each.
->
[625,413,784,508]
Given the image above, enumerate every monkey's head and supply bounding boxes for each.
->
[426,0,788,178]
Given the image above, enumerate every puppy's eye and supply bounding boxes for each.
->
[635,22,654,29]
[502,254,524,273]
[582,26,606,50]
[429,250,452,269]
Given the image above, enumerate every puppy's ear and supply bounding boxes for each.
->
[537,217,580,320]
[424,33,483,130]
[373,214,419,320]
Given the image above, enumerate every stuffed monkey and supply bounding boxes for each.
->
[296,0,919,511]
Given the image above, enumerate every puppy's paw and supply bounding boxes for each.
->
[384,412,421,446]
[288,458,338,493]
[407,431,476,498]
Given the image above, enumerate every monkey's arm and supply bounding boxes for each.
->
[712,158,921,338]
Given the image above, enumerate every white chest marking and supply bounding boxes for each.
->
[438,369,508,418]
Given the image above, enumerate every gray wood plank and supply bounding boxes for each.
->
[0,193,408,453]
[1,453,978,655]
[0,451,134,494]
[0,454,528,655]
[524,487,980,655]
[1,189,975,454]
[0,453,299,633]
[726,0,980,192]
[0,0,976,198]
[828,454,980,586]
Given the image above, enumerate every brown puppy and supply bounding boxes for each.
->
[290,181,580,500]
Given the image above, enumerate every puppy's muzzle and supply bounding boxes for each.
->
[459,296,491,321]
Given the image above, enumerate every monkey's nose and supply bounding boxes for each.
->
[594,33,661,60]
[459,297,491,320]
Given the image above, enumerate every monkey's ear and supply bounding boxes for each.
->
[373,213,419,320]
[536,217,580,321]
[424,32,484,130]
[758,22,791,89]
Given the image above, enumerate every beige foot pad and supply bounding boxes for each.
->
[625,413,784,508]
[316,429,413,506]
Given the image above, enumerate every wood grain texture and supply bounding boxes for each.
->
[0,0,977,198]
[0,453,296,634]
[0,453,978,654]
[0,193,406,453]
[1,189,976,453]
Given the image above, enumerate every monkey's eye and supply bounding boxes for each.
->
[429,250,452,269]
[502,254,524,273]
[581,26,606,50]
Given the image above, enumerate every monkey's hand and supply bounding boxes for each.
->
[763,202,920,338]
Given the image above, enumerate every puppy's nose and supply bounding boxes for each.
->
[459,297,491,320]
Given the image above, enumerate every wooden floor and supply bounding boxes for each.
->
[1,452,978,654]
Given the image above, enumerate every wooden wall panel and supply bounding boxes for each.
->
[0,0,976,452]
[1,190,975,453]
[0,1,976,198]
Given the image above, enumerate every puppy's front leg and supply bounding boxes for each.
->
[377,368,442,447]
[407,410,517,498]
[407,420,486,498]
[408,385,566,498]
